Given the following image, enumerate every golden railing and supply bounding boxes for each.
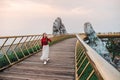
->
[79,33,120,39]
[0,34,44,71]
[75,34,120,80]
[0,34,75,71]
[97,34,120,38]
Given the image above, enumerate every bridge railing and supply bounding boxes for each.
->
[0,34,45,71]
[0,34,75,71]
[75,34,120,80]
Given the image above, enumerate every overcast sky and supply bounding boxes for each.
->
[0,0,120,36]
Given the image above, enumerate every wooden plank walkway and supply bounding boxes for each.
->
[0,38,76,80]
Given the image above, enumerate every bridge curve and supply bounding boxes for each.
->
[0,38,76,80]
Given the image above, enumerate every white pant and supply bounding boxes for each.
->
[40,45,49,61]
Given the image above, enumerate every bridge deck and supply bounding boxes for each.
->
[0,38,76,80]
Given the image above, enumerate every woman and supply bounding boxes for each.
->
[40,33,51,64]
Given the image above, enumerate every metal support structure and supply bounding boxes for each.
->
[0,35,43,71]
[30,36,38,52]
[21,37,30,54]
[14,37,25,57]
[75,34,120,80]
[0,38,9,50]
[27,36,35,52]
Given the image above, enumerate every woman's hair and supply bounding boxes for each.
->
[42,33,47,38]
[43,33,46,36]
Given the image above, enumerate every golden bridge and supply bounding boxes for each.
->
[0,33,120,80]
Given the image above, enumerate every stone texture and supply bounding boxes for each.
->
[53,17,67,35]
[84,22,115,66]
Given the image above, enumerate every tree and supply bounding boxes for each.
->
[106,38,120,61]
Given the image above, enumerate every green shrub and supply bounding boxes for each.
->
[7,52,18,63]
[16,51,24,59]
[0,55,9,68]
[76,43,99,80]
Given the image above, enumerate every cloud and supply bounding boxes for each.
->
[0,0,95,18]
[0,0,120,36]
[0,0,55,17]
[71,7,93,15]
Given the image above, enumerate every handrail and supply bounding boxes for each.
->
[97,34,120,38]
[0,34,43,71]
[0,35,41,39]
[75,34,120,80]
[78,33,120,39]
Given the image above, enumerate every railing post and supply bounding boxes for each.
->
[33,35,41,50]
[21,36,30,54]
[1,38,11,64]
[75,34,120,80]
[27,36,35,53]
[30,36,38,52]
[34,35,42,49]
[14,37,25,57]
[0,38,9,50]
[0,34,44,71]
[9,38,19,60]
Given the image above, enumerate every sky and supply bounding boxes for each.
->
[0,0,120,36]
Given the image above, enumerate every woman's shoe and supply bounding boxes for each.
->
[44,61,47,64]
[47,58,50,61]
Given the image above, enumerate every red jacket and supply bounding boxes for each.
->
[41,37,51,47]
